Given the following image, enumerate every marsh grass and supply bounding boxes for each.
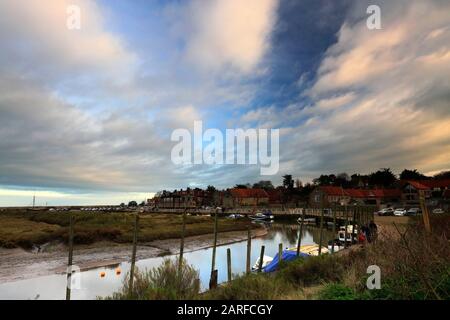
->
[0,210,254,248]
[103,259,200,300]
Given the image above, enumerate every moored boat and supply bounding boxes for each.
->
[249,211,274,221]
[262,244,330,273]
[251,255,274,271]
[338,225,358,243]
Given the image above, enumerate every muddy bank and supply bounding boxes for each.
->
[0,228,267,283]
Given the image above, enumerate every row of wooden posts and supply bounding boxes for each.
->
[64,205,376,299]
[66,192,431,300]
[65,198,432,299]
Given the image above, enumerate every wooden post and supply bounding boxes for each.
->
[344,206,349,248]
[178,210,186,274]
[419,190,432,233]
[227,248,232,282]
[278,243,283,265]
[296,209,305,256]
[209,211,219,289]
[351,207,357,244]
[246,226,251,274]
[331,205,337,254]
[209,270,218,290]
[211,212,219,273]
[258,245,265,272]
[318,205,325,255]
[65,215,74,300]
[128,214,139,298]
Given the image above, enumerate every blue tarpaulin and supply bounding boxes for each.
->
[263,250,310,273]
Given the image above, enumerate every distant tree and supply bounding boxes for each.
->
[350,174,369,188]
[252,180,274,190]
[313,174,334,186]
[335,173,350,187]
[400,169,429,180]
[368,168,397,187]
[434,171,450,180]
[120,202,126,207]
[295,179,303,189]
[299,182,314,197]
[128,201,138,207]
[283,175,294,190]
[206,185,216,193]
[139,201,145,206]
[234,184,250,189]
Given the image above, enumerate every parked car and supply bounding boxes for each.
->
[406,208,422,216]
[394,208,407,216]
[432,208,444,214]
[378,208,394,216]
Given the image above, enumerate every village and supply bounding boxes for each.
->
[146,170,450,215]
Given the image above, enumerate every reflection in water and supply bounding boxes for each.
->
[0,222,335,300]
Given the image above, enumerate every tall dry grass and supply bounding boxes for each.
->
[103,259,200,300]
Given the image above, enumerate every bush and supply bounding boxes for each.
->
[104,259,200,300]
[341,220,450,300]
[205,273,291,300]
[318,283,357,300]
[278,254,348,287]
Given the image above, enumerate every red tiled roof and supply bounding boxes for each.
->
[265,189,282,202]
[401,179,450,190]
[404,180,430,190]
[318,186,347,196]
[344,189,364,198]
[418,179,450,189]
[319,186,401,198]
[230,188,269,198]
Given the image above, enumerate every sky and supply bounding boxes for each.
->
[0,0,449,206]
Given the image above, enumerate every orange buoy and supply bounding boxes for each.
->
[115,268,121,276]
[100,271,106,278]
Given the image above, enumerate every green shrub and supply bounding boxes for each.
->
[278,254,347,287]
[104,259,200,300]
[205,273,291,300]
[318,283,357,300]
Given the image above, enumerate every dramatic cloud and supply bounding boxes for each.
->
[1,0,449,205]
[279,0,450,179]
[169,0,278,74]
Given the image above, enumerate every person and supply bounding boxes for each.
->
[368,220,378,242]
[358,230,367,244]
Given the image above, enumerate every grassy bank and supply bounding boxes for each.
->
[206,214,450,300]
[0,209,256,249]
[108,214,450,300]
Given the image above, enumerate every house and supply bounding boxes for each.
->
[400,180,450,206]
[309,186,401,208]
[229,188,269,206]
[309,186,349,207]
[345,189,401,207]
[150,188,208,209]
[266,189,283,205]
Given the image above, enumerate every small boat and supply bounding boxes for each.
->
[249,212,274,221]
[286,244,329,256]
[251,255,274,271]
[328,239,343,252]
[263,245,329,273]
[338,225,358,243]
[227,213,244,219]
[297,217,316,224]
